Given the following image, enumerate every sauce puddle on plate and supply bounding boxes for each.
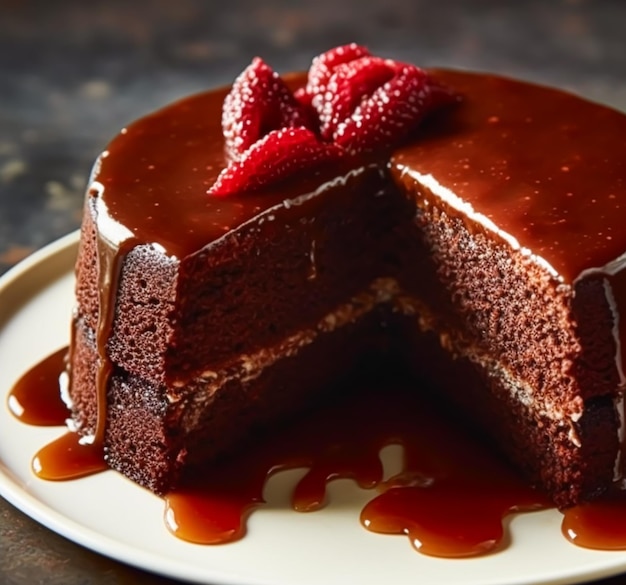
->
[8,347,626,557]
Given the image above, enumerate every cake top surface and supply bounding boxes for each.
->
[90,76,299,259]
[91,64,626,281]
[394,69,626,283]
[91,70,381,260]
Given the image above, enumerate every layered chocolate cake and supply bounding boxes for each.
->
[68,45,626,508]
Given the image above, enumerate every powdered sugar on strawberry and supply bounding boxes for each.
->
[222,57,315,161]
[209,127,344,197]
[210,44,457,196]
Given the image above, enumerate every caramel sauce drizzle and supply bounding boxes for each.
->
[8,351,626,557]
[32,432,106,481]
[7,234,135,482]
[93,235,119,447]
[93,236,138,447]
[7,348,107,480]
[562,491,626,550]
[7,347,69,426]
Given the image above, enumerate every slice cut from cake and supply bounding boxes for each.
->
[68,46,626,508]
[392,69,626,506]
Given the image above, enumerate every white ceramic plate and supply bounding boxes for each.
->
[2,233,626,585]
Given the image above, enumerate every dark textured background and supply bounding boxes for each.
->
[1,0,626,582]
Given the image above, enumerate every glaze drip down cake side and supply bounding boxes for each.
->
[67,45,626,509]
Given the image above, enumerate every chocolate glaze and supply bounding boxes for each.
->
[95,69,626,281]
[92,73,370,260]
[393,70,626,283]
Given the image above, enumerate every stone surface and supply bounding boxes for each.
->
[1,0,626,582]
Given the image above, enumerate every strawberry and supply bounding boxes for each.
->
[222,57,314,161]
[212,46,459,196]
[332,62,424,153]
[209,127,344,196]
[299,47,456,155]
[330,61,457,154]
[306,43,371,96]
[319,56,395,140]
[297,44,371,116]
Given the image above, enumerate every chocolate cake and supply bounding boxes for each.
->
[68,46,626,508]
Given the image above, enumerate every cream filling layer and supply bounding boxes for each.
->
[178,275,398,392]
[169,277,401,431]
[468,351,583,447]
[169,277,586,442]
[411,321,585,448]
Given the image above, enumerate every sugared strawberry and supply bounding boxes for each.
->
[334,62,434,154]
[319,56,395,140]
[211,45,459,196]
[209,127,344,196]
[222,57,314,161]
[296,44,371,116]
[305,44,371,97]
[299,46,456,155]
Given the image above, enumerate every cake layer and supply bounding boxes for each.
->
[404,174,620,404]
[76,161,413,385]
[70,300,393,494]
[71,277,620,506]
[397,322,618,507]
